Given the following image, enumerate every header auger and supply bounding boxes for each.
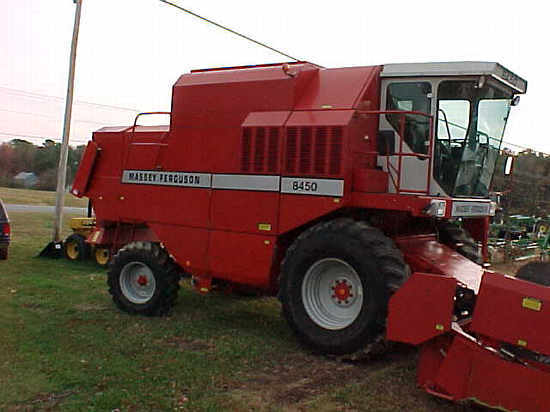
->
[72,61,550,410]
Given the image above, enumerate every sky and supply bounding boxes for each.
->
[0,0,547,151]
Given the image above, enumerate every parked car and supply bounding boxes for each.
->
[0,199,10,260]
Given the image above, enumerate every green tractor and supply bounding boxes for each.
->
[489,215,550,262]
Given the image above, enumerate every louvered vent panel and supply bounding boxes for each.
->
[267,127,279,173]
[286,127,298,173]
[299,127,312,173]
[240,127,252,171]
[329,126,343,175]
[314,127,328,174]
[254,127,266,172]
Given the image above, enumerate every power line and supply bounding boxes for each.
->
[0,108,125,126]
[0,86,141,113]
[158,0,301,62]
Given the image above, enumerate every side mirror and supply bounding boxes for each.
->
[511,96,521,106]
[377,130,395,155]
[504,156,514,176]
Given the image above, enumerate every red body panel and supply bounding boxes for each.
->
[148,223,209,274]
[278,194,343,234]
[419,333,550,412]
[396,235,483,293]
[387,273,456,344]
[471,272,550,356]
[71,141,98,197]
[208,231,275,288]
[294,66,380,110]
[211,190,279,234]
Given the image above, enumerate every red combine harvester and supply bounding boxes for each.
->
[72,61,549,410]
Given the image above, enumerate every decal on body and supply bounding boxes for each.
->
[122,170,211,188]
[122,170,344,197]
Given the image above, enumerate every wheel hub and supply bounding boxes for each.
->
[119,262,156,304]
[331,278,355,306]
[302,258,364,330]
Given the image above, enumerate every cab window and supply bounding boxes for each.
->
[386,82,432,154]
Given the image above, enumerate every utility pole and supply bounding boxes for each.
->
[53,0,83,244]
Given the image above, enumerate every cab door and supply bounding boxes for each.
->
[378,80,433,194]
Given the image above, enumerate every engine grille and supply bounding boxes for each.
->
[241,125,343,176]
[285,126,343,176]
[240,127,280,173]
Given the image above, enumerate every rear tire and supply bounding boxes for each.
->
[438,222,482,264]
[64,233,89,261]
[107,242,180,316]
[279,218,409,355]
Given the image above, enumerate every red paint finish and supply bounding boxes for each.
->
[71,141,98,197]
[471,271,550,356]
[352,168,388,193]
[148,223,209,274]
[396,235,483,293]
[420,332,550,411]
[87,225,159,248]
[208,231,275,288]
[278,194,344,234]
[294,66,380,110]
[121,185,211,227]
[210,190,279,234]
[350,192,432,216]
[387,273,456,345]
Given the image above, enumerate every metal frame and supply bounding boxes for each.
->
[358,109,434,195]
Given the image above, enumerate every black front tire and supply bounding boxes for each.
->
[438,222,482,264]
[279,218,409,355]
[516,262,550,286]
[64,233,90,261]
[107,242,180,316]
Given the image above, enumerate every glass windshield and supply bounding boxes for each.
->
[434,80,512,197]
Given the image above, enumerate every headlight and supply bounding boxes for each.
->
[425,200,447,217]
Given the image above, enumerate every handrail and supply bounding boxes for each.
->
[356,109,434,195]
[130,111,171,140]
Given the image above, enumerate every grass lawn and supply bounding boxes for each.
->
[0,212,475,411]
[0,187,88,208]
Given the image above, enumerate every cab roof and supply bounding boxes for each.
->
[381,61,527,94]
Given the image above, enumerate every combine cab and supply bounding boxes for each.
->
[72,61,550,410]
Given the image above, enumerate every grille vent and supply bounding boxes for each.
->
[254,127,265,172]
[285,126,343,176]
[299,127,312,173]
[240,128,251,171]
[330,126,343,175]
[285,127,298,173]
[267,128,279,173]
[240,127,280,173]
